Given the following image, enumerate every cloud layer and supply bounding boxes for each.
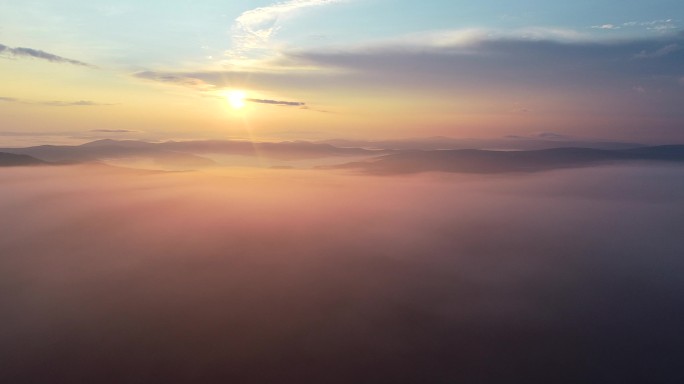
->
[138,31,684,92]
[1,164,683,382]
[135,31,684,139]
[0,97,112,107]
[230,0,345,58]
[89,129,138,133]
[592,19,678,31]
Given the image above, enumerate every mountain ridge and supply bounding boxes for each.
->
[325,145,684,174]
[1,139,683,173]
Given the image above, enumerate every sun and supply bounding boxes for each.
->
[226,90,247,110]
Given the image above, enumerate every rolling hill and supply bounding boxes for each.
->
[0,152,48,167]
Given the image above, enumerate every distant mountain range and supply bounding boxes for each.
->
[0,139,384,169]
[327,145,684,174]
[1,139,683,174]
[316,136,646,151]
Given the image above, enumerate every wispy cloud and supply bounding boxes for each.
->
[330,27,591,53]
[230,0,345,59]
[90,129,138,133]
[592,24,620,30]
[246,98,305,106]
[133,71,214,89]
[0,97,113,107]
[623,19,678,31]
[197,90,309,108]
[42,100,112,107]
[0,43,96,68]
[593,19,679,33]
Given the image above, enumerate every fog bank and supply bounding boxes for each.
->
[1,164,683,383]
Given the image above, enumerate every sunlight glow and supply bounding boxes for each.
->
[227,90,247,110]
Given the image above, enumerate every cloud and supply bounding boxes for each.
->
[136,33,684,95]
[246,98,305,106]
[0,130,67,137]
[230,0,345,58]
[623,19,678,32]
[133,71,214,89]
[133,30,684,137]
[591,19,680,34]
[592,24,620,30]
[334,27,591,53]
[0,96,113,107]
[537,132,570,140]
[42,100,113,107]
[280,33,684,88]
[192,90,309,109]
[0,43,96,68]
[90,129,138,133]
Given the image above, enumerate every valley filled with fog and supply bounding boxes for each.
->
[1,164,683,383]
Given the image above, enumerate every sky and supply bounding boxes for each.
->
[0,0,683,145]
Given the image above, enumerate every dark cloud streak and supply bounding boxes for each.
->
[0,97,113,107]
[0,43,96,68]
[89,129,138,133]
[246,98,305,106]
[283,35,684,90]
[42,100,111,107]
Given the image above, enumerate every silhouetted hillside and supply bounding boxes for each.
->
[3,140,681,173]
[318,136,646,151]
[0,141,215,166]
[0,152,47,166]
[158,140,380,159]
[328,145,684,174]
